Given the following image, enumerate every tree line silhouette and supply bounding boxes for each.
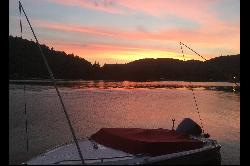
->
[9,36,240,82]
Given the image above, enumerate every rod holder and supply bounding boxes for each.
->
[172,119,175,130]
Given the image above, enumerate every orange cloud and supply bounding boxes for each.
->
[34,17,239,64]
[10,0,239,65]
[45,40,198,65]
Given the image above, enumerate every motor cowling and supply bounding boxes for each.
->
[176,118,202,136]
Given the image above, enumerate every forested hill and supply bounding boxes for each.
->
[102,55,240,81]
[9,36,94,79]
[9,36,240,82]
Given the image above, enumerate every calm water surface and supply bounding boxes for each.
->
[9,81,240,165]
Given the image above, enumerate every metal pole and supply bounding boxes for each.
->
[19,1,85,164]
[24,85,29,152]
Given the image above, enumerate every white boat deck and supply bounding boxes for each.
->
[26,137,220,165]
[26,138,140,165]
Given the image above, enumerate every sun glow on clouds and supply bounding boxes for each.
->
[45,40,197,65]
[9,0,240,65]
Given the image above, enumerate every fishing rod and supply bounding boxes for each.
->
[180,42,239,88]
[179,42,205,133]
[180,42,207,61]
[18,1,85,164]
[179,41,240,133]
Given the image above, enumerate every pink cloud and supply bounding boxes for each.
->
[10,0,239,64]
[45,39,174,54]
[38,19,238,64]
[36,19,239,46]
[114,0,216,18]
[44,0,239,51]
[47,0,221,24]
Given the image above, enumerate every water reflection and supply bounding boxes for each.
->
[9,80,240,93]
[9,81,240,164]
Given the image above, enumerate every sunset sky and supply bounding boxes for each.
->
[9,0,240,65]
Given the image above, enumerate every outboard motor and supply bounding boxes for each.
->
[176,118,202,136]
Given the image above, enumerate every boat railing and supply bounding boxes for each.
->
[53,155,137,164]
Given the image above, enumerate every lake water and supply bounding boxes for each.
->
[9,80,240,165]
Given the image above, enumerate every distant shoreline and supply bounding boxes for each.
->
[10,36,240,82]
[9,79,240,90]
[9,79,240,84]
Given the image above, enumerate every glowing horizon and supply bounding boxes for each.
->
[9,0,240,65]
